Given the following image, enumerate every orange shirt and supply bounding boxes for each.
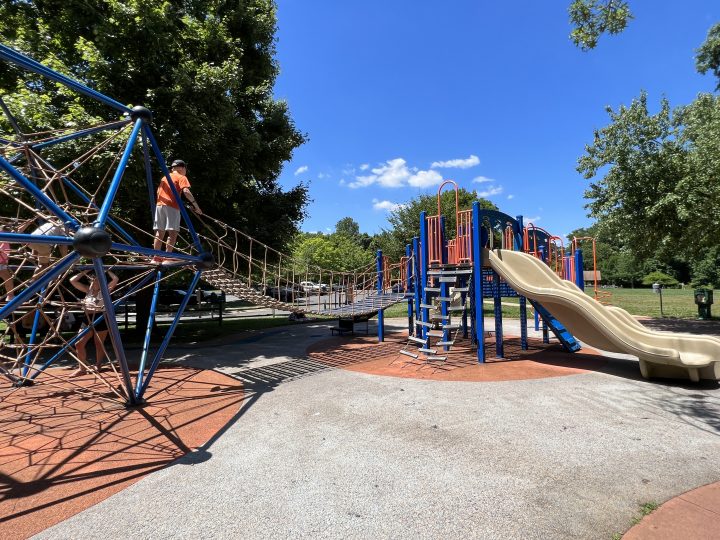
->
[156,172,190,209]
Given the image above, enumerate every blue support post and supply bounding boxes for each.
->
[141,130,157,221]
[412,237,422,337]
[516,215,528,350]
[22,288,46,377]
[135,270,162,395]
[405,244,413,336]
[0,253,79,321]
[574,248,585,290]
[472,202,485,363]
[95,119,144,227]
[138,271,203,399]
[439,216,450,349]
[419,212,429,340]
[0,44,132,114]
[92,258,136,405]
[377,250,384,342]
[461,275,468,339]
[493,271,504,358]
[34,120,131,150]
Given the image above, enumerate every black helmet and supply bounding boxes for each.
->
[170,159,186,168]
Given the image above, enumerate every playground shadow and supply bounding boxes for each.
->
[0,366,245,539]
[639,317,720,336]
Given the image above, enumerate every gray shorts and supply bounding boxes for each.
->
[154,205,181,231]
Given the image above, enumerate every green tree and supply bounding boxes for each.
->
[292,233,373,273]
[334,217,361,240]
[696,22,720,90]
[374,188,498,260]
[641,271,679,288]
[568,0,633,50]
[0,0,307,250]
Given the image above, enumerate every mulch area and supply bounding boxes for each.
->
[307,332,607,382]
[0,366,245,540]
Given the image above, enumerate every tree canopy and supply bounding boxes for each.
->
[0,0,307,250]
[577,26,720,287]
[568,0,633,50]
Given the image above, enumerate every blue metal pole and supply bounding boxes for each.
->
[143,126,203,251]
[461,275,468,339]
[0,155,78,228]
[92,258,136,404]
[376,249,384,342]
[574,248,585,290]
[135,270,162,395]
[29,272,156,380]
[59,177,139,246]
[0,232,73,245]
[0,44,132,114]
[516,215,528,350]
[138,271,202,399]
[95,119,144,226]
[405,244,413,336]
[539,245,549,343]
[141,130,157,222]
[22,288,46,378]
[439,216,450,349]
[0,253,79,321]
[33,120,131,150]
[493,271,504,358]
[412,237,422,337]
[419,212,429,340]
[472,202,485,363]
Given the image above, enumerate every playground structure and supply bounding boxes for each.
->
[0,44,718,412]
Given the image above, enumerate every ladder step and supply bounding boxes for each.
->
[418,348,437,354]
[430,314,449,321]
[424,287,440,293]
[438,297,453,302]
[416,320,434,327]
[451,287,469,293]
[436,340,455,346]
[419,303,435,309]
[408,336,427,345]
[400,350,418,359]
[448,306,466,311]
[426,355,447,361]
[438,276,457,283]
[442,323,461,329]
[428,269,472,275]
[427,330,444,337]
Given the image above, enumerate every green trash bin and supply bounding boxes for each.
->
[694,288,713,320]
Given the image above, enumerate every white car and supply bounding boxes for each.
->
[299,281,316,293]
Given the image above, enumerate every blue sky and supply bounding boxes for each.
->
[273,1,720,239]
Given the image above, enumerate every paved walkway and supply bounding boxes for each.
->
[29,318,720,539]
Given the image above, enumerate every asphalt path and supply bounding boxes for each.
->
[35,319,720,539]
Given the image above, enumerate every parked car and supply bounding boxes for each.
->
[299,281,327,293]
[265,284,304,302]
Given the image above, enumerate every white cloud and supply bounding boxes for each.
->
[372,198,405,212]
[408,169,444,188]
[349,158,410,188]
[472,175,494,184]
[476,186,503,198]
[359,163,369,171]
[294,165,308,176]
[317,173,327,179]
[339,179,346,186]
[349,158,444,189]
[431,154,480,169]
[524,216,541,224]
[507,194,514,200]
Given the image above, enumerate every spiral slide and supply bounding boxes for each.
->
[487,249,720,382]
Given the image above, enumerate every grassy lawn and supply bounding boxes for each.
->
[380,287,718,320]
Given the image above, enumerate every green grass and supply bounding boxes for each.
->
[380,287,718,320]
[150,316,294,343]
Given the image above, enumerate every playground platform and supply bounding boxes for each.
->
[2,318,719,539]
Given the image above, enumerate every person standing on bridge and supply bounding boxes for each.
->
[152,159,202,262]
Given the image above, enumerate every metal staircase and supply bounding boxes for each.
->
[398,266,472,367]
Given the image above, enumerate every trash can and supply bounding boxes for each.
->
[694,288,713,320]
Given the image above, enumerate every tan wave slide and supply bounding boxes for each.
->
[487,248,720,382]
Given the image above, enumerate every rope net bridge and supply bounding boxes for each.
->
[0,44,410,406]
